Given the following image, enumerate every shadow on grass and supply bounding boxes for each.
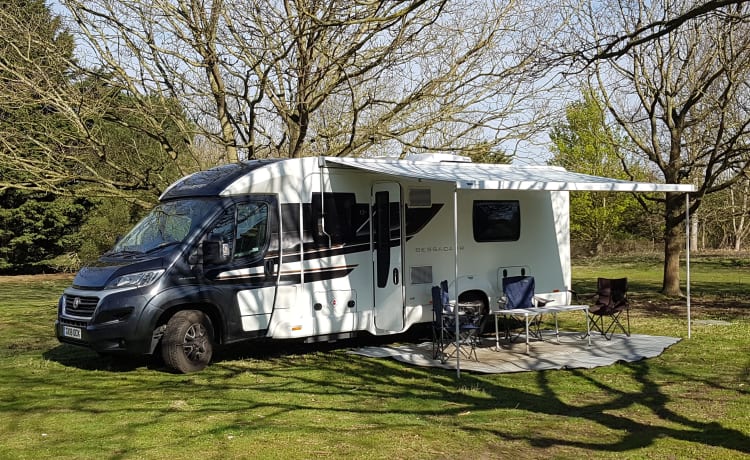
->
[43,345,155,372]
[458,361,750,455]
[37,326,749,456]
[42,325,433,373]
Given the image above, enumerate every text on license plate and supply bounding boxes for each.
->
[63,326,82,340]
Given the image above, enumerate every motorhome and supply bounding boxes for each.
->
[56,155,692,372]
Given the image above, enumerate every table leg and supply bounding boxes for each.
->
[494,314,500,351]
[554,313,560,343]
[524,313,530,353]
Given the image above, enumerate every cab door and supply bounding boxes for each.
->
[201,197,279,334]
[372,182,404,332]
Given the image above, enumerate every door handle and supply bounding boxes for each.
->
[393,267,399,285]
[264,258,276,277]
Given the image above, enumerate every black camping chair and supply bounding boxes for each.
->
[588,277,630,340]
[431,285,452,362]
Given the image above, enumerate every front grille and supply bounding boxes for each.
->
[59,317,88,328]
[63,295,99,318]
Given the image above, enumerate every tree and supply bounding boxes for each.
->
[0,1,203,272]
[0,0,75,186]
[693,174,750,251]
[569,0,750,295]
[0,0,85,273]
[572,0,750,62]
[0,190,88,273]
[0,0,203,207]
[548,89,646,255]
[61,0,563,162]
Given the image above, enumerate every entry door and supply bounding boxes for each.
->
[372,182,404,332]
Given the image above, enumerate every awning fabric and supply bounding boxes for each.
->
[324,157,696,193]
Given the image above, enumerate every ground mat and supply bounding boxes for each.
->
[350,333,681,374]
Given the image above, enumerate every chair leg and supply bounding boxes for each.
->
[591,309,631,340]
[588,312,605,337]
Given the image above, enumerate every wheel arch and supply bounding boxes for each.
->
[457,289,490,314]
[155,302,224,345]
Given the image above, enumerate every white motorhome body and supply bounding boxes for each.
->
[221,156,571,340]
[56,155,694,373]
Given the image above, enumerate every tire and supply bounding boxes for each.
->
[161,310,213,373]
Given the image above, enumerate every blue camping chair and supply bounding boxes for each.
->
[499,275,550,341]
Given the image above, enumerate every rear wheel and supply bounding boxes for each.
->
[161,310,213,373]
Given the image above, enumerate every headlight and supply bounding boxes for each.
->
[106,269,165,289]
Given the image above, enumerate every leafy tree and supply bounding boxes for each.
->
[0,190,88,273]
[0,0,75,184]
[549,89,647,255]
[0,0,203,207]
[76,197,146,264]
[0,0,85,273]
[0,1,197,272]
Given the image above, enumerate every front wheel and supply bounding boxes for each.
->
[161,310,214,373]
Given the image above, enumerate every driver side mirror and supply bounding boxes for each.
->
[203,237,231,265]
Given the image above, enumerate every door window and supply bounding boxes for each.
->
[207,202,270,261]
[235,203,269,258]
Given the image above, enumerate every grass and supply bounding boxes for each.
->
[0,259,749,459]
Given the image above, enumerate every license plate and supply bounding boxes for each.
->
[63,326,82,340]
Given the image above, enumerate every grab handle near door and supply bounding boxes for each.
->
[393,268,399,285]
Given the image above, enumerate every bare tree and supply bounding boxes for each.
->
[0,2,207,207]
[61,0,564,162]
[571,0,750,295]
[729,178,750,250]
[573,0,750,61]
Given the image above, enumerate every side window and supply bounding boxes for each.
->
[310,193,361,246]
[473,200,520,242]
[207,207,236,259]
[235,203,269,259]
[206,202,270,262]
[279,203,301,251]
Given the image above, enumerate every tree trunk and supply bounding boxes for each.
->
[732,185,747,252]
[690,218,698,252]
[662,192,683,296]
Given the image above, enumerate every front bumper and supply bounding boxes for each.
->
[56,287,154,355]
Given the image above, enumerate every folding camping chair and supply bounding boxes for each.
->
[587,277,630,340]
[431,281,480,362]
[498,275,551,341]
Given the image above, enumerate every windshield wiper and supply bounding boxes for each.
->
[103,249,144,257]
[144,241,182,253]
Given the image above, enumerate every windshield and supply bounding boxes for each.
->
[108,199,217,255]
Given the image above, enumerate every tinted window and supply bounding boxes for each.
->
[310,193,367,246]
[235,203,269,258]
[473,200,520,242]
[206,202,270,260]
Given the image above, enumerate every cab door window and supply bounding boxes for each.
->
[207,202,270,261]
[235,203,269,258]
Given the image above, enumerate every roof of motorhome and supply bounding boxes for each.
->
[324,156,696,192]
[160,160,282,200]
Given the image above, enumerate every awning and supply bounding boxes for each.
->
[324,156,696,193]
[323,155,695,378]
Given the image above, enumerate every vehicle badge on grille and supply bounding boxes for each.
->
[73,297,80,309]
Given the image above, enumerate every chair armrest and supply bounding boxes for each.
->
[496,295,509,310]
[533,296,554,307]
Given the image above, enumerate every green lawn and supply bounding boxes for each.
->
[0,257,748,459]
